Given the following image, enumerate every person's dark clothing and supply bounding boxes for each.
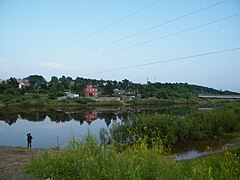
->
[27,133,33,148]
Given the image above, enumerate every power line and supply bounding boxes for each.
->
[68,0,140,39]
[66,13,240,66]
[37,0,164,62]
[58,0,228,64]
[79,47,240,76]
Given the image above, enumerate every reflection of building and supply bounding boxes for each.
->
[85,85,98,97]
[85,111,98,124]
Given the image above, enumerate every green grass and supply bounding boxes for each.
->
[24,135,240,180]
[110,104,240,147]
[229,146,240,155]
[178,151,240,179]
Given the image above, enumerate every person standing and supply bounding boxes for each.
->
[27,133,33,148]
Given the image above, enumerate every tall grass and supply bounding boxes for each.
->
[111,104,240,147]
[24,134,240,179]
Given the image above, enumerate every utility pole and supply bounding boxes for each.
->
[69,81,74,93]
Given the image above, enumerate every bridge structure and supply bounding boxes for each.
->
[198,94,240,99]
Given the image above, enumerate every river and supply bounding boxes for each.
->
[0,105,239,160]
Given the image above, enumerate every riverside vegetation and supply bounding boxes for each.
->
[24,136,240,179]
[1,75,239,108]
[1,75,240,178]
[110,104,240,147]
[24,105,240,179]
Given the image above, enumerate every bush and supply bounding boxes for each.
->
[24,134,240,179]
[25,135,168,179]
[111,105,240,147]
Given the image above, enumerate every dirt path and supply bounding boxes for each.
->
[0,147,42,180]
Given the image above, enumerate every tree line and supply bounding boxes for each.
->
[0,75,238,100]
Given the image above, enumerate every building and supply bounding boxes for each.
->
[17,79,29,89]
[65,92,79,98]
[57,92,79,100]
[85,85,98,97]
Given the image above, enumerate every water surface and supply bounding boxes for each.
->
[0,105,237,160]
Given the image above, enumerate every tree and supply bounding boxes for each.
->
[120,79,130,90]
[7,77,19,88]
[59,76,68,89]
[0,81,7,94]
[102,81,114,96]
[25,75,47,92]
[49,76,59,86]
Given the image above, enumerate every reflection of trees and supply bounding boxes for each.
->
[47,109,74,122]
[18,111,46,121]
[134,106,195,116]
[0,110,18,125]
[47,109,86,125]
[117,113,130,121]
[0,107,47,125]
[0,107,133,126]
[98,112,117,127]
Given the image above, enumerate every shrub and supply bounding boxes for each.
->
[110,105,240,147]
[24,134,240,179]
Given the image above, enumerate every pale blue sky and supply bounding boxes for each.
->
[0,0,240,92]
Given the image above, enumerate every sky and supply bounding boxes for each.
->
[0,0,240,92]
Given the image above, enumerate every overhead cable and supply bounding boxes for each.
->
[58,0,228,63]
[79,47,240,76]
[67,13,240,66]
[38,0,164,61]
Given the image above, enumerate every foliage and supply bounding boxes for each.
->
[229,146,240,156]
[88,99,125,106]
[110,105,240,147]
[24,134,240,179]
[130,98,199,107]
[178,151,240,179]
[1,75,239,100]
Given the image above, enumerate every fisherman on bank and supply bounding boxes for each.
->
[27,133,33,148]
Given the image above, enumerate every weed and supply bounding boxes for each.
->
[24,134,240,179]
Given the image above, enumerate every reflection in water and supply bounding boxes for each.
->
[0,106,194,148]
[85,111,98,125]
[0,108,128,127]
[0,103,226,126]
[0,106,197,126]
[175,150,201,161]
[1,105,235,157]
[0,107,125,148]
[171,135,240,161]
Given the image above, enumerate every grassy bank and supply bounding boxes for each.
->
[0,93,206,108]
[110,104,240,147]
[1,92,239,109]
[24,135,240,179]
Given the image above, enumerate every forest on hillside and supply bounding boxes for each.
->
[0,75,238,100]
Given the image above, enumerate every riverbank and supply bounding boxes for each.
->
[1,140,239,179]
[174,140,240,162]
[0,147,42,180]
[24,138,240,179]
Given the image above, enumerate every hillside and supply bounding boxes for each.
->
[0,75,239,99]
